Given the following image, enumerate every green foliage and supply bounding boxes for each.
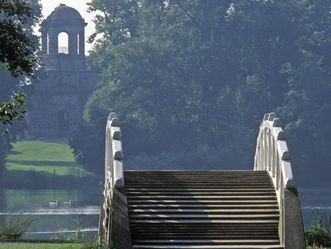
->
[70,0,331,183]
[0,0,41,175]
[0,243,82,249]
[0,0,41,77]
[0,92,26,126]
[70,120,105,175]
[305,216,331,247]
[81,240,112,249]
[0,216,33,241]
[73,218,82,242]
[0,0,41,127]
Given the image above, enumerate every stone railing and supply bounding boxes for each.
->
[99,112,125,243]
[105,112,124,188]
[254,112,300,247]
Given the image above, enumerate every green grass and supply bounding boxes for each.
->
[5,140,84,176]
[0,243,81,249]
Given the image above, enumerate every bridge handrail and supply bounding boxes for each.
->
[254,112,296,245]
[105,112,124,188]
[100,112,125,243]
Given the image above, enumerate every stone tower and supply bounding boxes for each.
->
[28,4,96,138]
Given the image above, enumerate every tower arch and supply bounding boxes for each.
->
[39,3,87,56]
[58,31,69,54]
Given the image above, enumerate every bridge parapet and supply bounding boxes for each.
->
[99,113,131,247]
[99,112,304,248]
[105,112,124,188]
[254,112,294,189]
[254,112,304,249]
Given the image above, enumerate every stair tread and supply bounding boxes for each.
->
[129,204,278,208]
[128,199,277,203]
[130,220,279,223]
[122,170,281,248]
[130,208,279,213]
[133,239,280,243]
[132,245,283,249]
[126,188,274,191]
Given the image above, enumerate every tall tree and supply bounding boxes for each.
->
[72,0,331,185]
[0,0,41,126]
[0,0,41,173]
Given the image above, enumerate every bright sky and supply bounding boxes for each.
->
[38,0,96,54]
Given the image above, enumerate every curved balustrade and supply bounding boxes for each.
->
[100,112,125,243]
[98,112,304,248]
[254,112,299,246]
[105,112,124,188]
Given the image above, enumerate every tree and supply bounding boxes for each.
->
[0,0,41,175]
[72,0,331,185]
[0,0,41,127]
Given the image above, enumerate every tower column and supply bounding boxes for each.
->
[69,32,78,55]
[79,30,85,56]
[48,30,58,55]
[41,31,48,54]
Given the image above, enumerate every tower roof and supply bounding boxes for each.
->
[45,4,84,23]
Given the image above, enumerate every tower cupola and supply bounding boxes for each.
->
[40,4,87,56]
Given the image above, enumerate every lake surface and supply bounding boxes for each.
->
[0,189,100,240]
[0,188,329,240]
[300,188,331,228]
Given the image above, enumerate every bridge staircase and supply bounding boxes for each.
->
[99,113,305,249]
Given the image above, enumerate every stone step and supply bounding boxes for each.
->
[128,199,278,204]
[124,170,282,248]
[130,219,279,224]
[129,208,279,214]
[127,191,275,196]
[126,188,275,191]
[132,239,280,245]
[127,195,277,200]
[132,236,280,241]
[132,245,283,249]
[131,223,279,228]
[129,204,279,209]
[129,214,279,220]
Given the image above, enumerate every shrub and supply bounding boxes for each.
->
[305,216,331,247]
[81,240,113,249]
[0,215,33,240]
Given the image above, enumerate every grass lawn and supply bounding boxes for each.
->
[0,243,82,249]
[5,140,84,176]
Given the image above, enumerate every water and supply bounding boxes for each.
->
[300,188,331,228]
[0,189,100,240]
[0,188,329,240]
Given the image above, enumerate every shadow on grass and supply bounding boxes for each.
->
[7,160,79,167]
[8,151,23,155]
[1,170,100,189]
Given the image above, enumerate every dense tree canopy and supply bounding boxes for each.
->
[72,0,331,185]
[0,0,41,126]
[0,0,41,171]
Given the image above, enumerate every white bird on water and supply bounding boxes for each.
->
[49,200,59,208]
[63,200,72,208]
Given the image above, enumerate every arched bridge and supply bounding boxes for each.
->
[99,112,304,249]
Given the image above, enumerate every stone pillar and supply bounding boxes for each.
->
[284,187,305,249]
[48,30,58,55]
[110,187,132,249]
[79,30,85,56]
[69,32,78,55]
[41,31,48,54]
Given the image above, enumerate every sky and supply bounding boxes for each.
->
[38,0,96,53]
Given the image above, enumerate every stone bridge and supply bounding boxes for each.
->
[99,112,304,249]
